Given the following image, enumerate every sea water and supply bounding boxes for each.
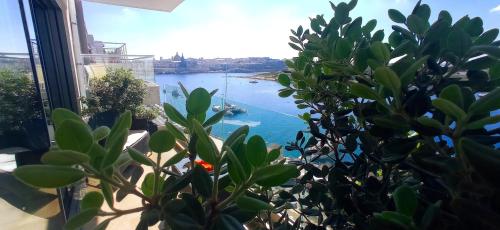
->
[155,73,307,157]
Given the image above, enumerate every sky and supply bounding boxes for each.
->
[1,0,500,59]
[81,0,500,59]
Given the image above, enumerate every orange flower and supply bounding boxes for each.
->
[195,159,214,172]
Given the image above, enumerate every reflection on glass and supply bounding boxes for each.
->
[0,1,63,229]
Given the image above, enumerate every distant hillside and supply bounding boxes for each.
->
[154,57,286,74]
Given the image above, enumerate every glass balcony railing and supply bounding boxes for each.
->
[80,54,155,83]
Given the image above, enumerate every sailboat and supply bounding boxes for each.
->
[211,67,247,116]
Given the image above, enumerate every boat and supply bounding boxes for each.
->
[249,80,258,83]
[212,103,247,116]
[172,89,180,97]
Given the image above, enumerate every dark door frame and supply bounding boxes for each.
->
[29,0,79,112]
[26,0,81,221]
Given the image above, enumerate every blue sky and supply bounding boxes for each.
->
[1,0,500,59]
[82,0,500,59]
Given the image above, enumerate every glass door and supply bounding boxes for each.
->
[0,0,64,228]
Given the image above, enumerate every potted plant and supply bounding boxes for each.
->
[82,68,147,129]
[278,0,500,229]
[13,86,300,229]
[131,105,161,133]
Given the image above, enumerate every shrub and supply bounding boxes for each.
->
[81,68,146,117]
[0,69,41,131]
[278,0,500,229]
[13,85,299,229]
[134,105,161,121]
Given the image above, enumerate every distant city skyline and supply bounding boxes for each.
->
[81,0,500,59]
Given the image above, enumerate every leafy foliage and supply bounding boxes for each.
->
[0,69,42,131]
[81,68,146,117]
[13,84,299,229]
[280,0,500,229]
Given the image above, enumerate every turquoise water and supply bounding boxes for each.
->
[155,73,306,157]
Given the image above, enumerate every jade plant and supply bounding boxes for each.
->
[278,0,500,229]
[13,85,299,229]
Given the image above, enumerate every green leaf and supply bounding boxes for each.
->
[400,56,429,87]
[350,83,384,102]
[141,173,155,197]
[106,111,132,148]
[41,150,90,166]
[101,130,128,168]
[51,108,84,128]
[209,89,219,97]
[214,214,244,230]
[254,165,299,187]
[55,119,93,153]
[370,42,390,63]
[278,74,291,86]
[374,67,401,96]
[447,28,472,56]
[490,64,500,80]
[246,135,267,167]
[94,219,111,230]
[81,191,104,210]
[432,98,467,121]
[14,165,85,188]
[415,4,431,21]
[372,30,385,42]
[203,110,226,127]
[461,138,500,187]
[223,125,249,150]
[192,164,213,198]
[192,119,218,164]
[162,150,188,167]
[101,182,114,208]
[420,201,442,229]
[267,147,281,163]
[128,147,154,166]
[165,122,187,142]
[439,84,464,108]
[373,115,409,131]
[225,147,247,184]
[388,9,406,23]
[164,103,188,127]
[466,115,500,130]
[335,38,352,59]
[64,208,98,230]
[163,171,192,193]
[468,88,500,115]
[438,10,452,25]
[186,88,211,115]
[407,14,428,35]
[362,19,377,34]
[475,29,499,45]
[149,130,176,153]
[334,2,350,24]
[417,117,444,130]
[393,185,417,216]
[236,195,272,211]
[288,42,303,51]
[93,126,110,141]
[278,88,295,98]
[178,82,190,97]
[466,17,484,37]
[470,45,500,59]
